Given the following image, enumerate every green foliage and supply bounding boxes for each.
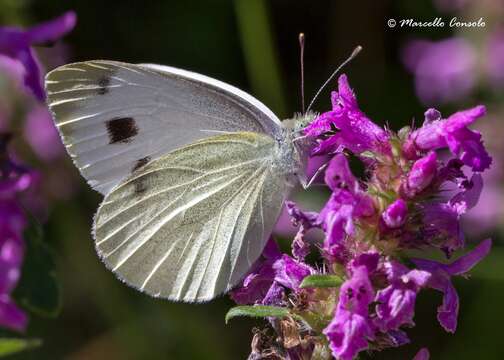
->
[225,305,298,324]
[300,275,344,289]
[0,338,41,358]
[13,221,60,317]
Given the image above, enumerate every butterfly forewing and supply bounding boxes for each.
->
[94,132,291,301]
[45,61,282,194]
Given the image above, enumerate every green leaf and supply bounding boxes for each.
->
[225,305,294,324]
[0,338,41,357]
[13,220,61,317]
[300,275,344,289]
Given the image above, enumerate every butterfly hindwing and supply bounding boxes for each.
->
[93,132,291,302]
[45,60,282,194]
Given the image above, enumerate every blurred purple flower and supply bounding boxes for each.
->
[463,158,503,233]
[406,107,492,172]
[402,38,476,105]
[0,55,25,89]
[324,265,375,360]
[0,143,40,332]
[486,29,504,88]
[375,261,430,331]
[305,74,390,156]
[413,348,430,360]
[412,239,491,332]
[24,105,64,161]
[0,11,76,100]
[433,0,468,12]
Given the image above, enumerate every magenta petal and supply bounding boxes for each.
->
[437,280,459,332]
[382,199,408,228]
[0,11,76,100]
[305,74,390,156]
[27,11,77,44]
[406,152,437,196]
[413,348,430,360]
[350,252,379,274]
[412,239,491,332]
[273,255,314,291]
[451,173,483,210]
[409,106,491,172]
[324,311,373,360]
[0,295,27,332]
[16,48,45,100]
[339,266,375,313]
[324,154,358,192]
[376,286,417,329]
[446,238,492,275]
[229,238,281,305]
[375,261,430,331]
[24,105,65,160]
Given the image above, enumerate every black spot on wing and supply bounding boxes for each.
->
[134,178,148,195]
[132,156,151,172]
[106,117,138,144]
[97,76,111,95]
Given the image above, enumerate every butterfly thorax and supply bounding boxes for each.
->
[273,112,317,188]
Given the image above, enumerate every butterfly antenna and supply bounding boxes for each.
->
[299,33,306,113]
[304,161,329,188]
[306,45,362,112]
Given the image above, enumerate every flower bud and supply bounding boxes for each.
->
[406,151,437,196]
[382,199,408,228]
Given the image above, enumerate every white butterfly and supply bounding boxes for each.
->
[45,61,315,302]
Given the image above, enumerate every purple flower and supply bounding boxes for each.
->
[230,238,315,305]
[0,226,26,332]
[0,11,76,100]
[231,74,494,359]
[382,199,408,229]
[0,149,40,332]
[401,38,476,105]
[486,29,504,88]
[0,55,25,90]
[24,105,64,161]
[406,107,492,172]
[404,152,437,196]
[350,252,380,274]
[285,200,319,232]
[375,261,430,331]
[305,74,390,156]
[422,174,483,254]
[285,201,320,260]
[412,239,491,332]
[229,238,282,305]
[323,266,375,360]
[319,155,374,257]
[273,255,314,291]
[412,348,430,360]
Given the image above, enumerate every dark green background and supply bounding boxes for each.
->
[2,0,503,359]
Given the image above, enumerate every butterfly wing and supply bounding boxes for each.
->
[45,60,281,194]
[94,132,292,302]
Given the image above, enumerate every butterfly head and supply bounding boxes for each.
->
[282,111,318,134]
[276,112,318,188]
